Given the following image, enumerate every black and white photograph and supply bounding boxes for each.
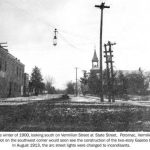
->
[0,0,150,149]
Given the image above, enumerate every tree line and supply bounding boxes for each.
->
[29,66,74,96]
[29,66,150,98]
[80,68,150,98]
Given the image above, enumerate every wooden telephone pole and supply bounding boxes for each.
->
[75,67,78,96]
[95,2,110,102]
[104,41,116,102]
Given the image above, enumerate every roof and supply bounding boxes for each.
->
[0,46,24,66]
[92,50,98,62]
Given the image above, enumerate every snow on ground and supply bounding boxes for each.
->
[70,95,150,107]
[0,94,62,105]
[1,94,150,107]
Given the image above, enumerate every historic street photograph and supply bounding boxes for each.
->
[0,0,150,132]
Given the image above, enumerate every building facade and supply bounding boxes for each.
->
[0,46,25,98]
[23,73,29,96]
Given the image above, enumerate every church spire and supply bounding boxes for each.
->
[92,47,99,69]
[92,49,98,62]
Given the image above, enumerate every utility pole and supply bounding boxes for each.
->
[104,41,116,102]
[81,70,89,96]
[95,2,110,102]
[75,67,78,96]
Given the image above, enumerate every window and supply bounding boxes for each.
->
[4,61,7,72]
[19,70,21,78]
[17,67,19,76]
[0,58,2,71]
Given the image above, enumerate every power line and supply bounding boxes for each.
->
[51,27,96,47]
[59,29,95,43]
[49,23,97,47]
[54,29,98,50]
[58,32,79,49]
[4,0,97,50]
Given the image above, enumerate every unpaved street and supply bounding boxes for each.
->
[1,94,150,108]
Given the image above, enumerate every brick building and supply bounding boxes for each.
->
[23,73,29,96]
[0,46,25,98]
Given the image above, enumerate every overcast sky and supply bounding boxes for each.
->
[0,0,150,89]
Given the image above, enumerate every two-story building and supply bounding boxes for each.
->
[0,46,25,98]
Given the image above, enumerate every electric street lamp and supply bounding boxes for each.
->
[53,28,58,46]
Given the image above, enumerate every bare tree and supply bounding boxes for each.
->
[45,76,56,94]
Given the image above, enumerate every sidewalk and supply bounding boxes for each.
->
[0,94,62,105]
[73,95,150,107]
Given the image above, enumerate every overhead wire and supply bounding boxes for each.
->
[48,21,97,49]
[58,32,79,49]
[52,27,97,50]
[4,0,97,50]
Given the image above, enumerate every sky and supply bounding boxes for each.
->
[0,0,150,89]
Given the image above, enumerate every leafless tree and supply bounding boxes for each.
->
[45,76,56,94]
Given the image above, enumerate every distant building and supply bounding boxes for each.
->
[0,46,25,98]
[90,49,100,76]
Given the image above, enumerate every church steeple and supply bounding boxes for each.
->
[92,48,99,69]
[92,50,98,62]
